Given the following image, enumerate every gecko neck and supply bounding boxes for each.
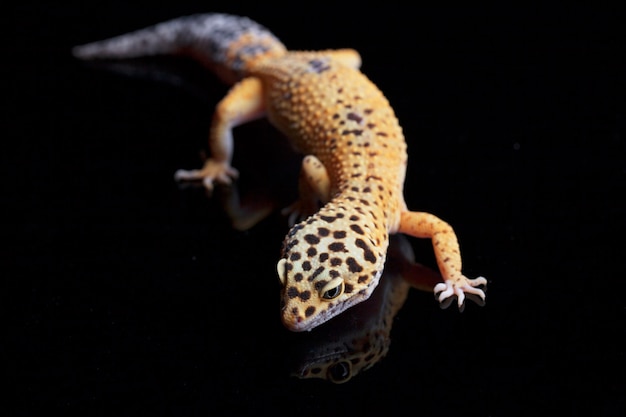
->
[329,178,402,233]
[318,184,391,253]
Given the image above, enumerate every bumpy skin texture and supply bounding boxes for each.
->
[74,13,487,332]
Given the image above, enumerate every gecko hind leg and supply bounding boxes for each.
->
[174,76,264,191]
[397,211,487,309]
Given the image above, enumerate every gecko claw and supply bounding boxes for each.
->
[281,200,320,227]
[434,276,487,310]
[174,160,239,191]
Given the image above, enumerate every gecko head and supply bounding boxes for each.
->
[277,211,387,332]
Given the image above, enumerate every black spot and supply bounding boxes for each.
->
[319,253,329,262]
[362,187,371,193]
[350,224,365,235]
[357,238,377,263]
[332,113,340,119]
[311,266,325,280]
[349,215,360,221]
[304,234,320,244]
[307,247,317,257]
[294,272,304,282]
[287,287,299,299]
[308,58,331,73]
[302,261,312,271]
[376,132,388,137]
[358,275,368,283]
[284,238,299,252]
[329,242,346,252]
[330,257,343,266]
[320,215,337,223]
[290,252,301,261]
[299,290,311,301]
[329,269,341,278]
[347,112,363,123]
[317,227,330,237]
[288,223,303,237]
[342,129,363,136]
[364,109,374,114]
[333,231,347,239]
[347,257,363,273]
[305,306,316,317]
[344,283,354,293]
[315,280,327,291]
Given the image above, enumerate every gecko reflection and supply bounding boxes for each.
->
[285,234,467,383]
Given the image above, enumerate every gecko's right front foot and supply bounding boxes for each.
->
[434,276,487,310]
[174,159,239,191]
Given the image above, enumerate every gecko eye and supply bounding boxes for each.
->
[320,277,344,300]
[328,361,352,384]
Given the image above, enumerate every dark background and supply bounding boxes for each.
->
[5,2,625,415]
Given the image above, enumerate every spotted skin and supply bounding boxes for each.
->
[74,13,487,332]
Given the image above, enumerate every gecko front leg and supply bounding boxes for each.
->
[282,155,331,226]
[174,76,265,190]
[397,211,487,308]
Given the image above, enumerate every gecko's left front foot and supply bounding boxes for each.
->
[434,276,487,310]
[281,199,320,226]
[174,159,239,191]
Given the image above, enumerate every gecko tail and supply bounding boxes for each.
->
[72,13,287,83]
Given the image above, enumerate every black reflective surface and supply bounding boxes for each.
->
[6,2,625,415]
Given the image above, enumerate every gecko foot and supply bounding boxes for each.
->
[434,276,487,311]
[281,199,321,227]
[174,159,239,191]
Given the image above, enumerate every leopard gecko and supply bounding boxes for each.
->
[73,13,487,332]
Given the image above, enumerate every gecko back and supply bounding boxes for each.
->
[72,13,287,84]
